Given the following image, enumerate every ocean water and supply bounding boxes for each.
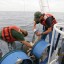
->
[0,11,64,40]
[0,11,64,56]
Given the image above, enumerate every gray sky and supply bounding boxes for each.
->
[0,0,40,11]
[41,0,64,12]
[48,0,64,12]
[0,0,64,12]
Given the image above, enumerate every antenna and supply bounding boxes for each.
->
[39,0,50,13]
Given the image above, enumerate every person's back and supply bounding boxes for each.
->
[0,25,33,51]
[1,26,20,42]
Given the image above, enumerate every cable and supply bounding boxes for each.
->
[39,0,50,13]
[47,0,50,12]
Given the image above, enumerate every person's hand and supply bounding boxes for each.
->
[36,32,42,36]
[30,42,34,47]
[27,42,34,54]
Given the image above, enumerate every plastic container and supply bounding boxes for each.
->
[0,50,32,64]
[31,40,49,58]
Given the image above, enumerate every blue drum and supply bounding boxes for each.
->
[31,40,49,58]
[0,50,32,64]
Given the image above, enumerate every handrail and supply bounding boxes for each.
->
[48,23,64,64]
[54,23,64,35]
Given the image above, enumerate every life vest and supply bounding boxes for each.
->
[2,26,20,42]
[41,14,57,26]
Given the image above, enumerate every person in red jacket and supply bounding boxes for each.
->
[33,11,57,55]
[0,25,33,51]
[33,11,57,43]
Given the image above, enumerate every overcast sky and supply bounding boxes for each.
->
[48,0,64,12]
[0,0,64,12]
[0,0,40,11]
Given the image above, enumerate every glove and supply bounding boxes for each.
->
[27,42,34,53]
[33,29,38,33]
[16,59,23,64]
[30,42,34,46]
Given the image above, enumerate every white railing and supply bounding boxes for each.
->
[48,23,64,64]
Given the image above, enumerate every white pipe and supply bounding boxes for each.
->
[54,23,64,35]
[48,28,56,64]
[49,58,57,64]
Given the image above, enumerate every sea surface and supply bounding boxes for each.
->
[0,11,64,56]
